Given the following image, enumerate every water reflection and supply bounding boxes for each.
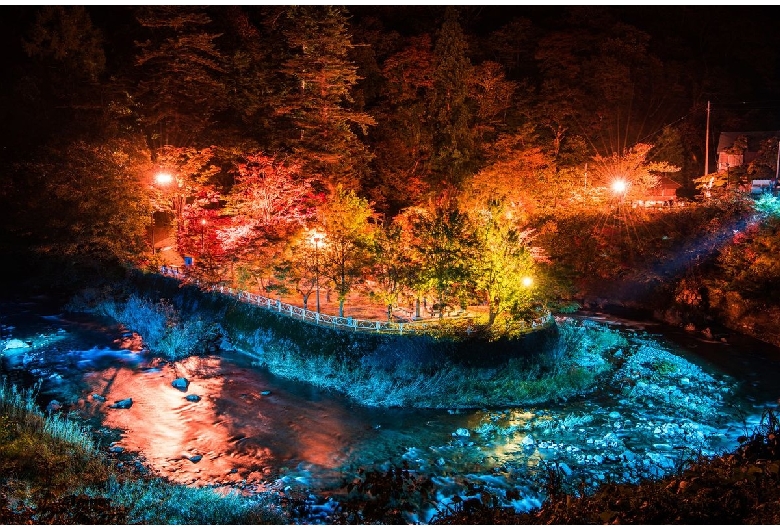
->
[5,298,780,521]
[83,355,371,487]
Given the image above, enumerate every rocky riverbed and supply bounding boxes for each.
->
[1,299,777,524]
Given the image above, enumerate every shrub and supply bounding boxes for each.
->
[90,294,218,361]
[95,477,284,525]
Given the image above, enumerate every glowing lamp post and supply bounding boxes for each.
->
[154,171,184,219]
[150,209,156,255]
[611,179,628,195]
[310,231,324,313]
[522,276,534,288]
[200,218,206,255]
[150,172,174,255]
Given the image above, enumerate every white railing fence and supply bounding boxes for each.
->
[159,266,552,336]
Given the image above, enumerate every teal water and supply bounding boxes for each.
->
[2,297,778,523]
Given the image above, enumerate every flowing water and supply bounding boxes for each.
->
[3,296,780,523]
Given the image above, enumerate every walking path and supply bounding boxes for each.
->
[159,265,553,336]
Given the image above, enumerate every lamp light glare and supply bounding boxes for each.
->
[612,179,628,194]
[155,172,173,186]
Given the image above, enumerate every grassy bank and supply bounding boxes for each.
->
[74,273,613,409]
[241,317,615,408]
[0,379,284,524]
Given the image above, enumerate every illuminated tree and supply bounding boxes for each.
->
[469,199,545,327]
[409,193,476,318]
[470,60,516,143]
[463,130,556,219]
[318,186,376,316]
[430,7,475,188]
[277,6,376,191]
[224,154,314,232]
[369,35,436,215]
[590,143,680,203]
[273,229,319,308]
[220,154,315,293]
[390,207,434,319]
[368,222,407,321]
[150,145,220,256]
[747,136,780,180]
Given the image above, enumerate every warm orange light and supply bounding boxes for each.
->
[201,218,207,226]
[522,276,533,287]
[612,179,628,194]
[310,229,325,246]
[155,172,174,186]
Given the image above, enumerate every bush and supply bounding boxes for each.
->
[94,477,284,525]
[0,378,285,524]
[91,294,219,361]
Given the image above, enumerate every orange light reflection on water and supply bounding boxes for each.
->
[81,356,361,488]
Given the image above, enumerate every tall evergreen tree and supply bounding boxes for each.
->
[370,34,436,215]
[277,6,376,192]
[133,6,227,152]
[430,7,475,189]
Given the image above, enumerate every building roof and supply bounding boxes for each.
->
[652,176,682,190]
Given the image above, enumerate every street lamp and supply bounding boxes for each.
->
[200,218,206,255]
[155,171,184,219]
[611,179,628,195]
[310,230,324,313]
[150,209,156,255]
[522,276,534,288]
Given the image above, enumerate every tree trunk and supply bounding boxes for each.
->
[487,309,498,328]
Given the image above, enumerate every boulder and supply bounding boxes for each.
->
[3,338,31,351]
[111,398,133,409]
[172,377,189,392]
[453,428,470,437]
[185,394,201,402]
[189,455,202,463]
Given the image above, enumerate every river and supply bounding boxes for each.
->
[2,296,779,523]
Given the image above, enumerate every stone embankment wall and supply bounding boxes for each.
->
[130,272,561,368]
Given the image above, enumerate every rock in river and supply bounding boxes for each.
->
[172,377,189,392]
[111,398,133,409]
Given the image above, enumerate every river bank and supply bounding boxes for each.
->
[3,287,777,522]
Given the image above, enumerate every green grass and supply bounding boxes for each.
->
[247,318,616,408]
[0,378,285,524]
